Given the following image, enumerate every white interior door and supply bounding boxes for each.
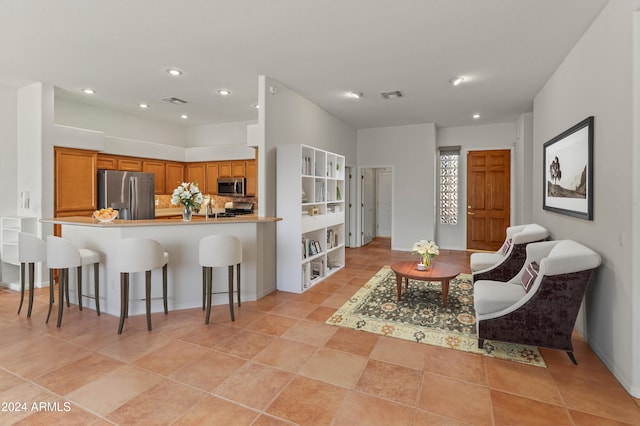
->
[362,168,375,245]
[345,166,355,247]
[376,168,392,237]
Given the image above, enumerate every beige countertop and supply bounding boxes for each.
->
[42,215,281,227]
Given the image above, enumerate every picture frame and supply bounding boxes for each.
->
[543,116,594,220]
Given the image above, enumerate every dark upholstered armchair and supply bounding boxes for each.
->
[471,223,549,283]
[473,240,601,364]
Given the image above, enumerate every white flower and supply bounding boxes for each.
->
[412,239,440,257]
[170,182,202,210]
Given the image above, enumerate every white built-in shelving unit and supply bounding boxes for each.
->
[1,217,37,288]
[277,144,346,293]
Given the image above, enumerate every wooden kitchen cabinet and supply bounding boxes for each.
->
[245,159,257,196]
[117,157,143,172]
[205,162,219,195]
[97,154,118,170]
[143,160,167,195]
[219,161,246,178]
[232,161,246,177]
[54,147,98,213]
[186,163,206,192]
[218,162,231,178]
[165,162,184,193]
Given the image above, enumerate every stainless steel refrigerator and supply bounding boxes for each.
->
[97,170,155,220]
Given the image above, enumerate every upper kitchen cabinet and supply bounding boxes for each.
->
[117,157,143,172]
[219,161,246,178]
[54,147,98,214]
[186,163,206,192]
[232,161,246,177]
[245,159,257,196]
[97,154,118,170]
[143,160,167,195]
[205,163,219,195]
[165,162,184,193]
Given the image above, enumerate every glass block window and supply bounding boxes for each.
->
[439,148,460,225]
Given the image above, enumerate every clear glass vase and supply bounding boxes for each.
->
[182,205,192,222]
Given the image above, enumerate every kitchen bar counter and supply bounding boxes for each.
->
[43,215,279,226]
[41,216,280,318]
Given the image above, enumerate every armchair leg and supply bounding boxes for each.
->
[478,339,484,349]
[567,351,578,365]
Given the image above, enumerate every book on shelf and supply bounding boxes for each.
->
[302,263,311,288]
[310,260,324,278]
[303,239,322,258]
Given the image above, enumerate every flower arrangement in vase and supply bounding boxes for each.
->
[412,239,440,270]
[171,182,203,221]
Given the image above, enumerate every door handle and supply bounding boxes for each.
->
[467,212,475,215]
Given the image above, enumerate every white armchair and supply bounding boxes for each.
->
[473,239,601,364]
[471,223,549,283]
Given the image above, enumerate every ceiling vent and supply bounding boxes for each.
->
[161,97,188,105]
[380,90,404,99]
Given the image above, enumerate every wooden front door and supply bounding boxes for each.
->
[467,150,510,251]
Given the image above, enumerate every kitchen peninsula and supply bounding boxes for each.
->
[41,215,280,317]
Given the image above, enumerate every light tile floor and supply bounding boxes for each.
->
[1,238,639,425]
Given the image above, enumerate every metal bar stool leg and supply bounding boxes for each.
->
[205,267,213,324]
[57,268,67,328]
[202,267,206,311]
[162,264,168,315]
[17,263,25,315]
[64,270,70,308]
[228,265,235,322]
[145,270,152,331]
[46,269,54,324]
[94,262,100,316]
[118,272,127,334]
[77,266,83,311]
[27,263,35,317]
[236,263,241,307]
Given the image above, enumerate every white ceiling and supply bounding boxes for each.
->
[0,0,608,129]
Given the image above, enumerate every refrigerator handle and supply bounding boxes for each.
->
[130,177,138,220]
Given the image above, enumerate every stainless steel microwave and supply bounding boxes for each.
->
[217,178,246,196]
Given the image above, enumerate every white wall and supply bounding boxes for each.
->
[435,122,517,249]
[515,113,534,225]
[54,97,187,148]
[533,0,640,396]
[357,124,437,251]
[0,85,17,219]
[261,76,357,217]
[188,120,256,147]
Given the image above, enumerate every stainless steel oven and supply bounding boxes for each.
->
[217,178,246,196]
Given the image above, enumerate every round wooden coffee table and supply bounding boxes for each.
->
[391,260,460,307]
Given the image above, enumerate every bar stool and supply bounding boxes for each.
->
[116,238,169,334]
[46,236,100,327]
[17,233,46,317]
[199,235,242,324]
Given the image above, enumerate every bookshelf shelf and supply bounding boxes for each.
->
[277,144,345,293]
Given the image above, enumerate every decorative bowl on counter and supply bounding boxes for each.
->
[93,208,119,222]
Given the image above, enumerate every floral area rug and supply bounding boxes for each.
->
[327,266,546,367]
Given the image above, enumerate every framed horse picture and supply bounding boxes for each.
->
[543,116,594,220]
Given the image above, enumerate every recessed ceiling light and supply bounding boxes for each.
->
[166,68,182,76]
[181,114,189,119]
[348,91,363,99]
[82,88,95,94]
[450,77,465,86]
[217,89,231,96]
[139,103,150,109]
[473,113,481,119]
